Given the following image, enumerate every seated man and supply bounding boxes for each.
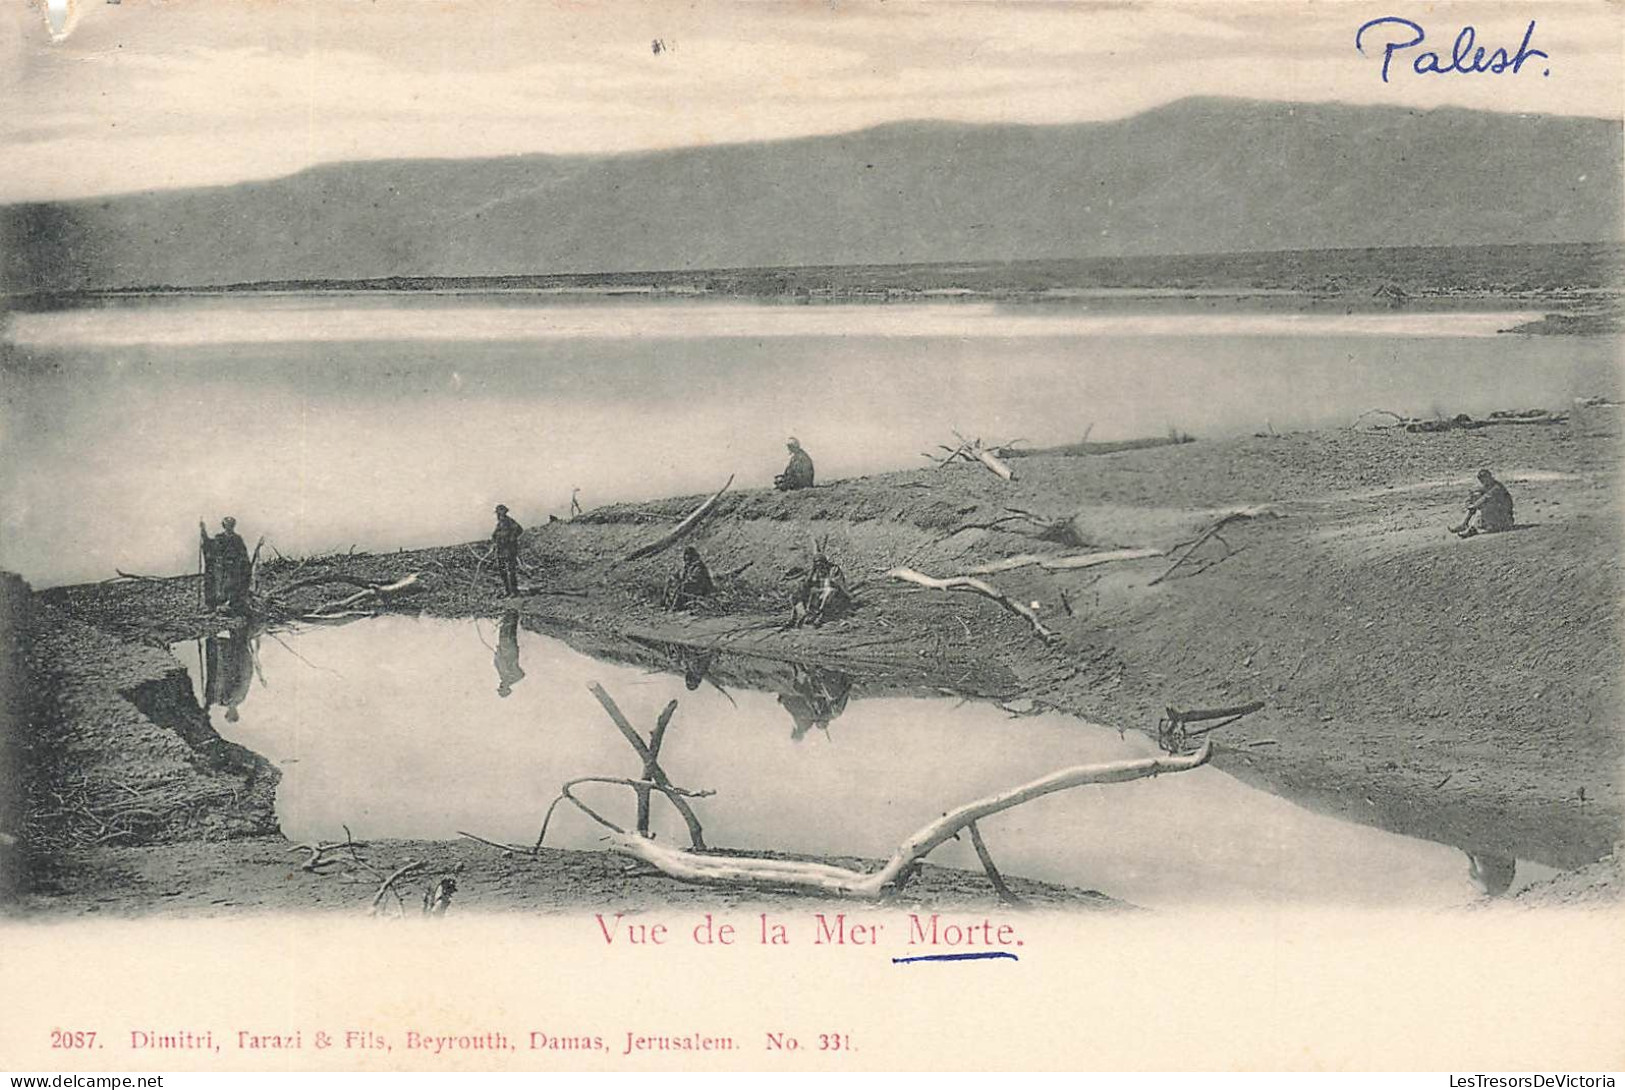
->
[774,438,815,491]
[1451,469,1514,536]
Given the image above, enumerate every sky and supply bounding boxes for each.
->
[1,0,1620,203]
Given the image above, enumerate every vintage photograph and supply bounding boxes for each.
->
[1,0,1621,1073]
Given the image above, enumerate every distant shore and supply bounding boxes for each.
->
[7,242,1620,336]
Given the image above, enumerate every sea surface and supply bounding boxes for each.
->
[4,295,1617,586]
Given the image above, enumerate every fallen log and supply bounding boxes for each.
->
[109,569,172,583]
[270,573,383,595]
[967,444,1017,482]
[624,475,734,562]
[561,743,1211,898]
[927,432,1019,482]
[308,573,423,615]
[964,547,1163,575]
[885,566,1058,643]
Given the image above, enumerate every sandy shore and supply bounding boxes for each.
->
[8,410,1621,915]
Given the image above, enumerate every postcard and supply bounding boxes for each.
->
[1,0,1621,1074]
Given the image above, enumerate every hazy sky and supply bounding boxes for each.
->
[2,0,1620,202]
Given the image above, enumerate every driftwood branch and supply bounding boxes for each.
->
[1149,509,1274,587]
[588,685,708,848]
[967,820,1022,906]
[1158,700,1266,753]
[370,861,426,916]
[885,566,1058,643]
[457,830,534,856]
[302,573,424,616]
[297,609,377,623]
[271,573,383,595]
[1350,408,1410,430]
[563,743,1212,898]
[926,432,1019,481]
[964,547,1163,575]
[624,475,735,562]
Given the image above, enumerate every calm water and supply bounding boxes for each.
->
[5,296,1619,587]
[172,614,1556,908]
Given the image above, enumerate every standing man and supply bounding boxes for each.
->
[491,504,523,596]
[775,437,815,491]
[200,516,252,613]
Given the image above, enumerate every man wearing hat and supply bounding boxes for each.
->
[775,437,815,491]
[491,504,524,595]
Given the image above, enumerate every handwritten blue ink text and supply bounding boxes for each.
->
[1355,17,1549,82]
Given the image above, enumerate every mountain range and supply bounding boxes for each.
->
[3,97,1620,293]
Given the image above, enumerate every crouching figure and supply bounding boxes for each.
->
[789,538,853,627]
[664,546,715,611]
[1451,469,1514,537]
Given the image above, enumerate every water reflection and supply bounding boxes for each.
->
[493,610,525,698]
[1468,853,1518,897]
[172,615,1570,908]
[778,663,853,742]
[681,649,715,692]
[195,624,262,723]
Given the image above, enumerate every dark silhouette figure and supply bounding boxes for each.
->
[775,437,815,491]
[1452,470,1514,537]
[777,663,852,741]
[789,544,852,628]
[665,546,714,611]
[200,517,252,613]
[491,504,523,596]
[202,628,256,723]
[493,609,525,698]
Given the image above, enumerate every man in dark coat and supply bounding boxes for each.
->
[665,546,714,611]
[1451,470,1514,536]
[775,437,815,491]
[200,516,252,613]
[491,504,523,595]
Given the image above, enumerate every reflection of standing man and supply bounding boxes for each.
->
[494,609,526,698]
[203,629,256,723]
[491,504,523,596]
[200,517,252,613]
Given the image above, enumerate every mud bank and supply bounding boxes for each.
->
[16,414,1624,912]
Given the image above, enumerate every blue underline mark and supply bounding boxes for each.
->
[891,951,1019,965]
